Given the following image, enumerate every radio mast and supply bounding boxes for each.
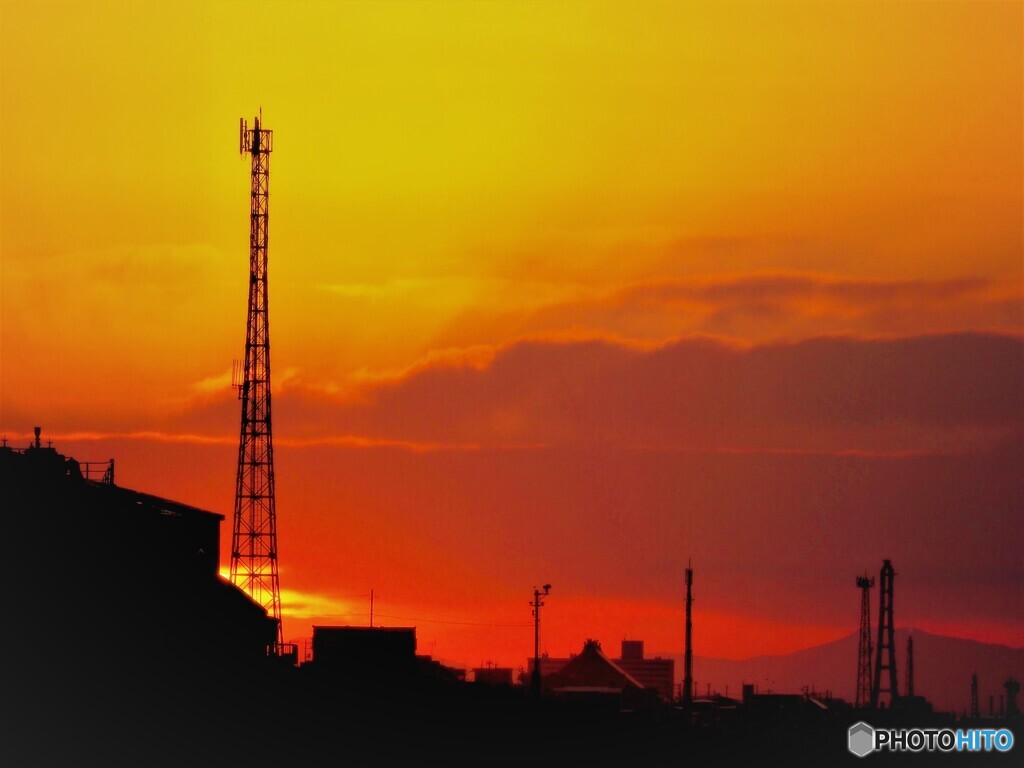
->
[231,111,283,650]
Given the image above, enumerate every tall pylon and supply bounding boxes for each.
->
[871,559,899,708]
[855,572,874,709]
[231,112,283,649]
[682,561,694,710]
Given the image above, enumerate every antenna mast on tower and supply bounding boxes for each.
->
[231,112,283,650]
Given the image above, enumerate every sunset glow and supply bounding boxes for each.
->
[2,0,1021,676]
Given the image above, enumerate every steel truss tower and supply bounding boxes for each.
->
[855,573,874,709]
[231,113,283,649]
[871,559,899,708]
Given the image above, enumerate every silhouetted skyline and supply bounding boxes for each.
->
[2,0,1021,690]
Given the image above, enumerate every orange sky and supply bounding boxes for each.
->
[2,1,1022,678]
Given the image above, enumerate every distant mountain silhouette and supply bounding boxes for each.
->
[658,629,1022,715]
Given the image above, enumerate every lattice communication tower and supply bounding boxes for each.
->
[231,112,283,649]
[855,573,874,709]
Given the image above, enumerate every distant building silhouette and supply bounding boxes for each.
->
[471,664,514,686]
[613,640,675,702]
[538,639,658,710]
[527,638,674,702]
[1006,677,1020,718]
[309,625,464,684]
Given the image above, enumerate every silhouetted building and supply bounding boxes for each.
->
[890,694,934,717]
[532,639,659,710]
[472,665,514,686]
[1005,677,1020,718]
[527,638,673,702]
[310,625,464,684]
[312,626,417,675]
[612,640,675,702]
[3,430,278,700]
[740,682,851,730]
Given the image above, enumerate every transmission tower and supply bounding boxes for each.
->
[231,112,283,650]
[871,559,899,708]
[855,573,874,709]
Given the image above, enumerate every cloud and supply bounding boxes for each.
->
[433,271,1024,350]
[266,330,1023,455]
[46,418,1024,663]
[36,328,1021,457]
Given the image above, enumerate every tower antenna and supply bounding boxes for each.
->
[231,112,283,651]
[855,572,874,709]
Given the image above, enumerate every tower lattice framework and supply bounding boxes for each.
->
[855,573,874,709]
[871,559,898,708]
[231,113,283,649]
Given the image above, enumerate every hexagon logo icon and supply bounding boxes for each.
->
[848,721,875,757]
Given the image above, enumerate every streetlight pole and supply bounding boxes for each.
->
[530,584,551,697]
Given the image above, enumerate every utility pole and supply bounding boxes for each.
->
[530,584,551,697]
[682,561,694,711]
[905,635,915,698]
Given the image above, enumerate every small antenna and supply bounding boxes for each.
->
[231,358,244,399]
[239,118,248,156]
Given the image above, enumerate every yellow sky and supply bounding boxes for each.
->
[2,0,1021,423]
[3,1,1023,666]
